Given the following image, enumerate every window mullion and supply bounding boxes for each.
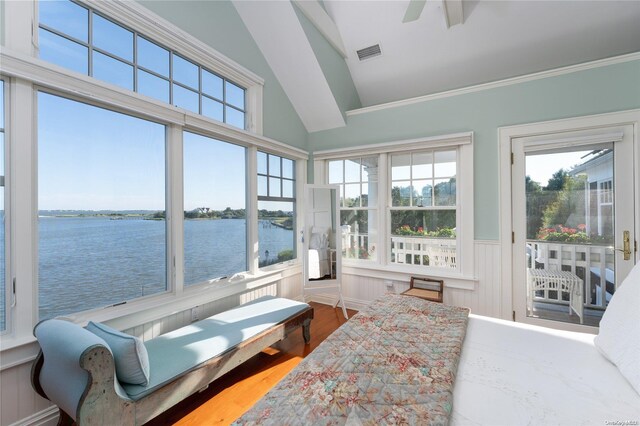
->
[11,78,37,337]
[247,146,259,274]
[167,124,184,295]
[378,153,388,266]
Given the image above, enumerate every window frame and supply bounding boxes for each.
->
[36,0,248,129]
[0,1,307,349]
[257,151,297,268]
[328,156,379,263]
[314,133,474,284]
[36,88,171,321]
[0,78,10,336]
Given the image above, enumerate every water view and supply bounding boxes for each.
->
[12,214,294,324]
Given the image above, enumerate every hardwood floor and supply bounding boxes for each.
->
[146,302,356,426]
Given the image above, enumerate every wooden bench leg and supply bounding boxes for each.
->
[57,409,74,426]
[302,318,311,344]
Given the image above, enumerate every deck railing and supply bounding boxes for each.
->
[390,236,457,268]
[526,241,614,310]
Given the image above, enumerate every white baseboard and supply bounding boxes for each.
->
[11,406,58,426]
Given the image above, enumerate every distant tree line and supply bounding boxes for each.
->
[151,207,293,220]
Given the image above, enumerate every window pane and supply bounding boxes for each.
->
[413,180,433,207]
[344,159,360,182]
[257,151,268,175]
[202,96,223,122]
[138,69,169,103]
[39,28,88,75]
[38,92,166,321]
[390,210,456,268]
[225,107,245,129]
[391,182,411,206]
[282,179,294,198]
[341,210,377,261]
[92,51,133,91]
[258,201,295,267]
[434,178,456,206]
[435,150,456,177]
[39,0,88,42]
[344,183,360,207]
[269,154,281,177]
[361,156,378,182]
[225,81,245,110]
[183,132,246,285]
[328,160,343,184]
[92,14,133,62]
[391,154,411,180]
[269,177,281,197]
[172,84,199,114]
[172,54,199,90]
[258,175,268,197]
[282,158,294,179]
[137,36,169,77]
[412,152,433,179]
[202,69,223,100]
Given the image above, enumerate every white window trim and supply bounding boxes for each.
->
[313,132,475,284]
[498,109,640,323]
[4,0,265,134]
[0,0,309,352]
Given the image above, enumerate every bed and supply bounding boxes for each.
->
[235,263,640,425]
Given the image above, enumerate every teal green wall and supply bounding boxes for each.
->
[137,0,308,150]
[309,60,640,240]
[0,0,5,46]
[293,5,361,117]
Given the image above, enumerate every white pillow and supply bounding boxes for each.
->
[594,261,640,395]
[86,321,150,386]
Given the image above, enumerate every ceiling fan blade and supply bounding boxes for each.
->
[403,0,427,23]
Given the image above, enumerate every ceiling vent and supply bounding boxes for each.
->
[356,44,382,61]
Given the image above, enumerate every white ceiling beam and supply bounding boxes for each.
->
[292,0,348,59]
[442,0,464,29]
[233,1,345,133]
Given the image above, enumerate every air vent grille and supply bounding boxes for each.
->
[356,44,382,61]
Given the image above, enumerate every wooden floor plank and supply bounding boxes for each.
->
[145,302,356,426]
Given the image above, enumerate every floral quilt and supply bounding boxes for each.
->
[233,294,470,425]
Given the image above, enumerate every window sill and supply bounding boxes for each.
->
[70,262,302,330]
[342,263,477,290]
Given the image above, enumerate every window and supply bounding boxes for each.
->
[183,132,247,285]
[390,150,457,268]
[328,157,378,261]
[38,92,167,320]
[316,133,472,277]
[0,80,5,331]
[38,0,246,128]
[258,152,296,267]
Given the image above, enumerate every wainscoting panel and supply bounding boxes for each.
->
[311,241,505,319]
[1,274,303,425]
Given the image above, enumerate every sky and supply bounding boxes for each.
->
[525,150,594,187]
[38,92,247,211]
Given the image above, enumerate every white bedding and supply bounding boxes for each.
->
[452,314,640,425]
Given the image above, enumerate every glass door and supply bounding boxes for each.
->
[512,126,635,329]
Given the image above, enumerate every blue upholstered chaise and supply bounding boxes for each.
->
[31,296,313,425]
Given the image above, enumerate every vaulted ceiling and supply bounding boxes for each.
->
[234,0,640,133]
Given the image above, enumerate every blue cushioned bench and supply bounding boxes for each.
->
[31,296,313,425]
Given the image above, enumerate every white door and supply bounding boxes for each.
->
[512,125,636,331]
